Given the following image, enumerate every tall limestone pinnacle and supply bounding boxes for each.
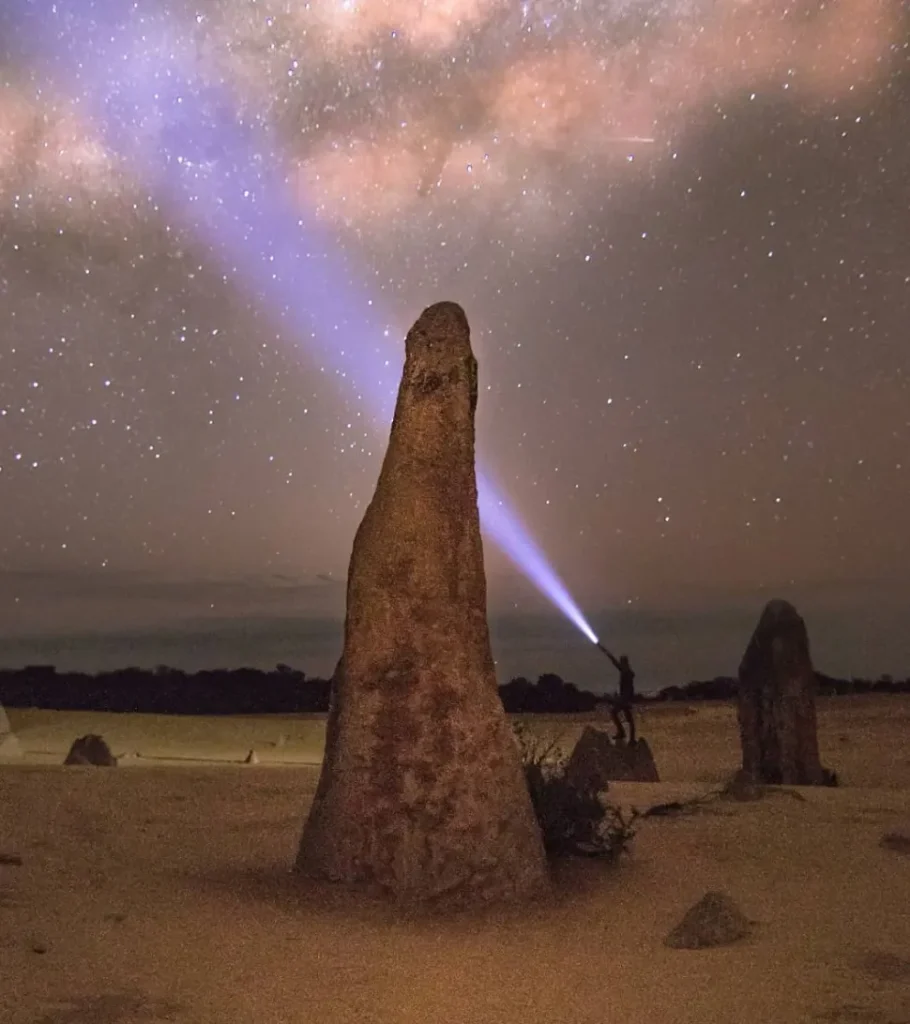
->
[296,301,548,904]
[737,598,827,786]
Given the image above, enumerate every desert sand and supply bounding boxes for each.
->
[2,696,909,1024]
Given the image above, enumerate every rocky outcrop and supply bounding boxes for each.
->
[565,727,659,791]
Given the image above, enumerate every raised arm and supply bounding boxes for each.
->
[596,642,622,671]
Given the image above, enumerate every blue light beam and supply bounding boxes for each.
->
[475,474,599,643]
[4,0,600,646]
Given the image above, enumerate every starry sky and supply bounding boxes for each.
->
[0,0,908,692]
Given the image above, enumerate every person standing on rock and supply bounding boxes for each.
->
[597,644,637,744]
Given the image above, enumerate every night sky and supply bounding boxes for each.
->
[1,0,907,691]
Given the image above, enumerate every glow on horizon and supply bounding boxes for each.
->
[5,0,600,646]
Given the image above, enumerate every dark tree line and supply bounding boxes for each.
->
[498,672,600,713]
[0,664,330,716]
[654,672,910,702]
[0,664,906,717]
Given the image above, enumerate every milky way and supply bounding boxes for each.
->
[0,1,908,687]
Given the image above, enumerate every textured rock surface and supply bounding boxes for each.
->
[64,734,118,767]
[665,890,751,949]
[737,600,827,786]
[296,301,547,904]
[565,727,659,790]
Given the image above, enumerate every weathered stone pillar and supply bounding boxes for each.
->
[296,301,548,904]
[737,599,826,785]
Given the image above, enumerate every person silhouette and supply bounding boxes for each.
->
[597,644,637,744]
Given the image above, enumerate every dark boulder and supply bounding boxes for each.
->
[565,727,659,790]
[64,734,117,767]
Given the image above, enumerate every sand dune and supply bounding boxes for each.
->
[1,697,909,1023]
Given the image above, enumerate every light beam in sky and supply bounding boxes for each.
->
[477,473,600,645]
[4,0,600,646]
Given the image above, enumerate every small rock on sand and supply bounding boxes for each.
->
[243,749,259,765]
[718,770,765,802]
[665,890,751,949]
[64,734,117,766]
[880,824,910,855]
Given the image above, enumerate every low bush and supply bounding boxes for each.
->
[513,723,637,860]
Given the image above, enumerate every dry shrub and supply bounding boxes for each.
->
[513,723,637,860]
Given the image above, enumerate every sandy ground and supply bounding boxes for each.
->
[1,697,909,1024]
